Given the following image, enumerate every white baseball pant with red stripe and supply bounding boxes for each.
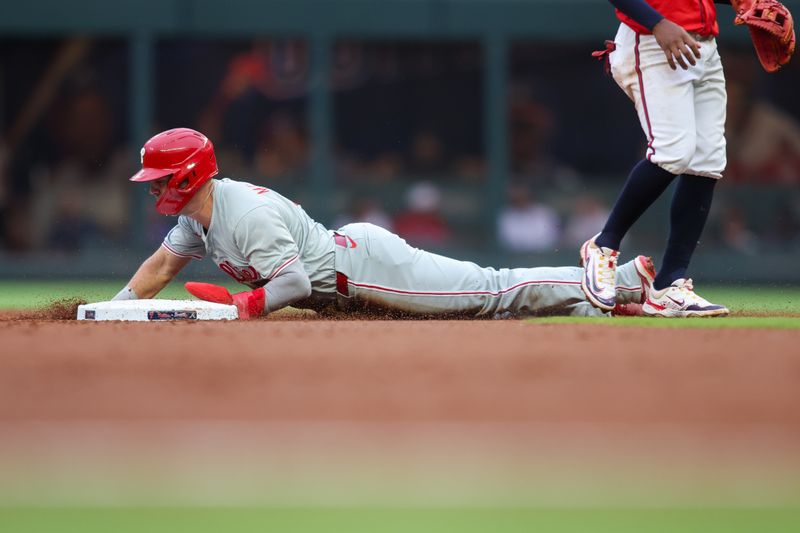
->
[333,223,644,317]
[609,23,726,179]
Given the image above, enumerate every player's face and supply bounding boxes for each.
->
[148,176,170,200]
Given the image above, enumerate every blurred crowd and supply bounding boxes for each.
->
[1,38,799,255]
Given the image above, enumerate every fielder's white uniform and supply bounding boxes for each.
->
[609,22,726,179]
[164,178,646,317]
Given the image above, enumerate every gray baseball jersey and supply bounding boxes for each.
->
[164,178,337,297]
[163,178,645,317]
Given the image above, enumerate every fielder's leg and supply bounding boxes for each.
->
[643,40,729,317]
[598,23,701,252]
[583,24,699,311]
[654,38,725,290]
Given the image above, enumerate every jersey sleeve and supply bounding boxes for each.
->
[609,0,663,30]
[162,217,206,260]
[233,206,300,281]
[263,259,312,312]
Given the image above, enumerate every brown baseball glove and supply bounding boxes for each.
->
[732,0,796,72]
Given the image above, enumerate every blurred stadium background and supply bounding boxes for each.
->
[1,0,799,284]
[3,3,800,531]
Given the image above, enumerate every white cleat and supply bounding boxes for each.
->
[642,278,729,318]
[580,234,619,312]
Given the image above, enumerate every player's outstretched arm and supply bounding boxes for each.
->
[184,260,311,320]
[184,282,266,319]
[113,245,191,301]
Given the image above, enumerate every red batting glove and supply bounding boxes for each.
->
[185,282,266,320]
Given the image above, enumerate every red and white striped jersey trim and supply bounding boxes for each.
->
[161,242,203,260]
[616,285,641,292]
[635,34,656,162]
[345,278,642,298]
[267,254,299,280]
[346,279,581,298]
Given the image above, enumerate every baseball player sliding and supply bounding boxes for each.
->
[114,128,655,319]
[583,0,794,317]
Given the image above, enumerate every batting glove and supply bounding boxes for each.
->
[185,282,266,320]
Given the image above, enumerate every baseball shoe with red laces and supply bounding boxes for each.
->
[642,278,729,317]
[580,234,619,311]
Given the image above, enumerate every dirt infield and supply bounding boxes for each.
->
[1,317,799,505]
[1,318,798,422]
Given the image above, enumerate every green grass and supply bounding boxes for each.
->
[1,282,799,327]
[530,316,800,329]
[698,287,800,316]
[1,507,799,533]
[527,286,800,329]
[525,286,800,329]
[0,280,240,310]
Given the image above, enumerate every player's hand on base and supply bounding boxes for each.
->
[185,282,266,320]
[653,19,702,70]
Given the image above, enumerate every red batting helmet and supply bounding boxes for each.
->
[130,128,219,215]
